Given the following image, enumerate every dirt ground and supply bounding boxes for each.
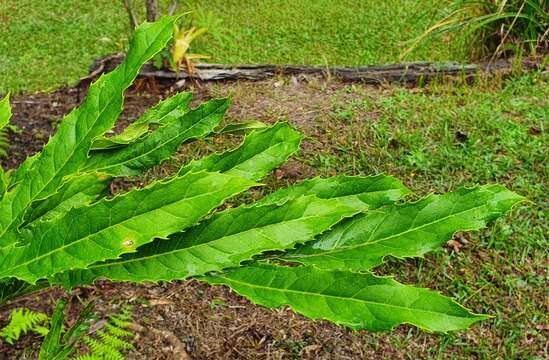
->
[0,76,546,359]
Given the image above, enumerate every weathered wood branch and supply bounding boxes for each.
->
[167,0,179,16]
[122,0,138,30]
[127,322,191,359]
[145,0,159,22]
[82,54,545,85]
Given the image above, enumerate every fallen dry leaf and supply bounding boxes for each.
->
[302,344,321,356]
[149,298,174,306]
[446,239,462,252]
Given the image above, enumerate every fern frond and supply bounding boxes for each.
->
[107,315,131,330]
[0,308,49,344]
[75,306,136,360]
[83,336,125,360]
[96,329,134,350]
[103,322,134,338]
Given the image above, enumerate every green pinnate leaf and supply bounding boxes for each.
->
[82,98,230,176]
[179,122,303,181]
[0,17,176,246]
[0,171,256,283]
[0,93,12,129]
[52,195,363,287]
[0,17,524,335]
[51,174,409,288]
[204,263,489,332]
[91,91,192,150]
[0,307,49,344]
[282,185,524,271]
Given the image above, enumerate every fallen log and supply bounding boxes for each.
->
[82,54,545,85]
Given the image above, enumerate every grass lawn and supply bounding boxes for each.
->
[0,0,467,94]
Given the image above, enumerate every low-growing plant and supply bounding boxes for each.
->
[121,0,208,74]
[0,17,524,356]
[404,0,549,60]
[74,305,135,360]
[170,24,209,75]
[1,307,49,344]
[1,299,135,359]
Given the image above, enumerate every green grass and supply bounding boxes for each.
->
[0,0,468,94]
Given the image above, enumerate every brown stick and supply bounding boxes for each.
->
[127,322,191,360]
[167,0,179,16]
[82,55,544,85]
[145,0,159,22]
[122,0,138,30]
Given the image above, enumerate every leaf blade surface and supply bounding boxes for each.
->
[283,185,524,271]
[204,263,488,332]
[0,171,255,283]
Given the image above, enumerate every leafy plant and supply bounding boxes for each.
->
[1,300,135,359]
[0,94,12,186]
[121,0,208,74]
[33,300,93,360]
[404,0,549,59]
[74,306,135,360]
[0,16,524,355]
[0,94,23,198]
[170,24,209,75]
[0,307,49,344]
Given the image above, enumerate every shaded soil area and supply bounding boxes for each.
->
[1,76,547,359]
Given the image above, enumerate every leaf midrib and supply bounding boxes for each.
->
[215,274,477,323]
[80,209,357,271]
[287,200,495,259]
[2,181,227,278]
[92,105,224,172]
[0,22,172,240]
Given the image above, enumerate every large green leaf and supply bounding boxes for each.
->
[91,92,193,150]
[213,120,267,136]
[82,98,230,176]
[282,185,524,271]
[0,278,47,305]
[0,171,255,284]
[23,173,112,226]
[0,94,12,196]
[204,263,488,332]
[8,154,37,190]
[52,174,409,288]
[52,195,362,287]
[0,93,11,129]
[0,17,176,245]
[0,170,9,200]
[258,174,411,209]
[179,122,303,181]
